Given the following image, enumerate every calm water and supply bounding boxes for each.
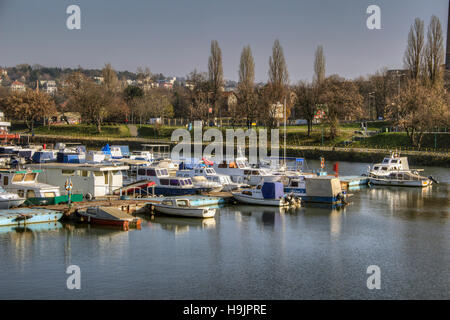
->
[0,161,449,299]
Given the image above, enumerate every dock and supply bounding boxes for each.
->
[339,175,369,190]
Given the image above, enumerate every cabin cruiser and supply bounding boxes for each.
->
[0,186,25,209]
[213,156,281,186]
[129,150,154,162]
[232,181,300,207]
[367,152,434,187]
[176,167,247,191]
[136,166,211,196]
[0,168,61,204]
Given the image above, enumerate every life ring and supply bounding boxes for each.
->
[84,193,93,201]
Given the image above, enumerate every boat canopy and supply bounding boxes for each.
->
[32,151,56,163]
[261,182,284,199]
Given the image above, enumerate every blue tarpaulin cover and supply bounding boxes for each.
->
[101,144,111,155]
[261,182,284,199]
[32,151,56,163]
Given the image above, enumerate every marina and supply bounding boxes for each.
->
[0,160,448,299]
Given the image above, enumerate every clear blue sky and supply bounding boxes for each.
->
[0,0,448,83]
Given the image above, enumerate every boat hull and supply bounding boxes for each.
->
[153,186,204,196]
[369,178,431,187]
[154,205,216,218]
[0,198,26,209]
[232,193,287,207]
[0,208,63,226]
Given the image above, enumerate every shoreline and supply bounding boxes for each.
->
[19,134,450,168]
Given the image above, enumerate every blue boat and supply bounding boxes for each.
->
[0,208,63,226]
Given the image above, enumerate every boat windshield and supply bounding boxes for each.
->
[176,199,190,207]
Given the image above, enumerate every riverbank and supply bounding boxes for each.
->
[20,134,450,167]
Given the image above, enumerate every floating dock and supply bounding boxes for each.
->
[339,176,369,190]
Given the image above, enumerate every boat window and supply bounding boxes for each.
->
[381,167,388,171]
[170,179,179,186]
[186,179,193,185]
[62,170,75,176]
[44,192,55,197]
[162,200,173,205]
[252,171,259,175]
[374,166,379,170]
[104,172,109,184]
[138,168,146,175]
[244,170,250,175]
[160,179,169,185]
[3,176,8,185]
[12,173,24,182]
[176,199,189,207]
[147,169,156,176]
[93,171,103,177]
[17,189,24,197]
[391,160,398,163]
[26,190,35,198]
[180,180,185,186]
[256,185,262,189]
[291,181,299,187]
[382,159,389,163]
[162,169,168,176]
[81,170,89,177]
[24,173,37,181]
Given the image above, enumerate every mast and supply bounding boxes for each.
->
[284,97,287,169]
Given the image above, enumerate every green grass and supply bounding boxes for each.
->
[352,132,450,150]
[31,124,132,138]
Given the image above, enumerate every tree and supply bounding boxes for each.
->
[320,76,363,139]
[404,18,425,80]
[237,45,257,127]
[2,90,56,131]
[424,15,445,87]
[313,45,326,85]
[294,81,317,136]
[388,79,448,148]
[268,39,289,102]
[102,63,119,92]
[65,73,116,133]
[208,40,224,117]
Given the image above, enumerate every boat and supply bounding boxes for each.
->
[0,186,25,209]
[77,206,141,228]
[152,198,216,218]
[367,152,434,187]
[135,166,209,196]
[302,176,349,204]
[232,181,300,207]
[0,168,69,205]
[0,208,63,226]
[176,166,247,191]
[26,162,129,200]
[190,176,223,193]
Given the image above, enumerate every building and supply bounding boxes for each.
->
[10,80,26,92]
[0,69,7,77]
[223,91,237,112]
[50,112,81,125]
[40,80,57,95]
[93,76,104,84]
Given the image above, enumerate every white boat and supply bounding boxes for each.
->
[177,166,248,191]
[0,186,25,209]
[232,182,300,207]
[190,176,223,192]
[367,152,434,187]
[153,198,216,218]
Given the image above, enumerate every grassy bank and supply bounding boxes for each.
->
[14,124,132,138]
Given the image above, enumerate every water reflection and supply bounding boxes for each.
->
[146,214,216,235]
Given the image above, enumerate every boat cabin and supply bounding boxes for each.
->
[0,168,61,199]
[26,163,129,198]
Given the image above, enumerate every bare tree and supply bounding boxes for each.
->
[237,45,257,127]
[208,40,224,117]
[313,45,326,85]
[404,18,425,80]
[294,81,317,136]
[102,63,119,92]
[424,15,445,87]
[268,39,289,97]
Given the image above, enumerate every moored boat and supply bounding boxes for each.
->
[152,198,216,218]
[232,182,300,207]
[0,208,63,226]
[77,206,141,228]
[0,186,25,209]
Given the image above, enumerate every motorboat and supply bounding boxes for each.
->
[77,206,141,228]
[177,166,248,191]
[367,152,435,187]
[152,198,216,218]
[0,186,25,209]
[232,182,300,207]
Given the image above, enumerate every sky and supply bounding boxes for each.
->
[0,0,448,83]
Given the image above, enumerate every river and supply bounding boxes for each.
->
[0,160,449,299]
